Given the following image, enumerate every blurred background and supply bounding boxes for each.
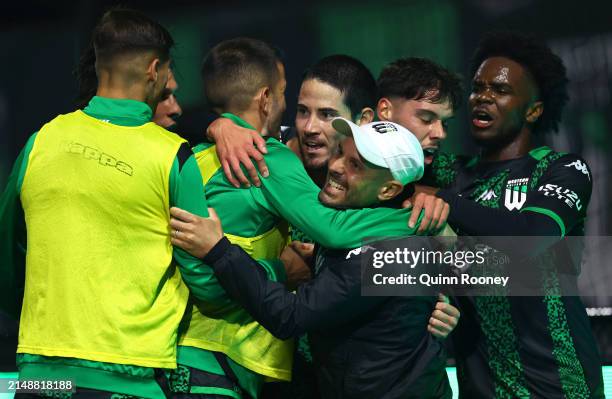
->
[1,0,611,376]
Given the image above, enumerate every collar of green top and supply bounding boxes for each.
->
[528,146,552,161]
[84,96,153,126]
[221,112,256,132]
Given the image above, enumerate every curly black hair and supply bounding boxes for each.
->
[470,31,569,135]
[377,57,464,112]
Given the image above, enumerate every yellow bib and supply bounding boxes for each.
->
[179,145,294,381]
[18,110,189,368]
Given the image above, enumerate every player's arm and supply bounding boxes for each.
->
[169,144,287,305]
[169,207,459,339]
[437,191,560,237]
[519,155,591,236]
[435,155,591,258]
[203,237,384,340]
[253,141,421,249]
[169,205,374,339]
[206,241,458,340]
[205,116,269,188]
[170,206,302,288]
[438,154,591,238]
[169,143,238,305]
[0,133,36,318]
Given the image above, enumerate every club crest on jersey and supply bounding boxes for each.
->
[504,178,529,210]
[371,122,398,134]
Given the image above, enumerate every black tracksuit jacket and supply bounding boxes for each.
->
[203,237,452,399]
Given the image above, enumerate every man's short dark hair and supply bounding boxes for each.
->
[202,37,282,113]
[377,57,463,112]
[93,8,174,66]
[471,31,569,135]
[75,42,97,109]
[303,55,377,119]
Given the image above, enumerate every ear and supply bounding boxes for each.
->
[257,86,272,116]
[356,107,375,125]
[146,58,161,82]
[377,180,404,202]
[525,101,543,123]
[377,98,393,121]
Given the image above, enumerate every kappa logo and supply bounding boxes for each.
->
[371,122,398,134]
[504,178,529,210]
[65,141,134,176]
[565,160,590,181]
[346,245,376,259]
[476,189,497,203]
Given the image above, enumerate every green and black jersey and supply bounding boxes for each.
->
[427,147,604,398]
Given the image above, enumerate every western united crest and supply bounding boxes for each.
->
[504,178,529,210]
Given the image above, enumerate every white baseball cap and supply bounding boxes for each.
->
[331,118,424,185]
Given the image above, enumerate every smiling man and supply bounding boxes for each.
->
[204,56,457,237]
[286,56,459,234]
[170,39,456,399]
[171,119,455,399]
[425,32,605,398]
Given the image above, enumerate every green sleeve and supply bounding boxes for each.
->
[253,141,417,249]
[168,146,227,303]
[0,133,37,318]
[169,147,286,305]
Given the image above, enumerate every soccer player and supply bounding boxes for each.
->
[424,32,605,398]
[152,69,182,128]
[170,119,454,398]
[208,56,462,234]
[376,57,462,168]
[374,57,462,230]
[169,39,453,399]
[75,43,183,129]
[285,55,382,246]
[0,9,212,398]
[242,55,460,399]
[201,57,459,398]
[287,55,377,188]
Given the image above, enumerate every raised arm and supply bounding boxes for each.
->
[206,117,269,188]
[169,207,460,340]
[252,140,421,249]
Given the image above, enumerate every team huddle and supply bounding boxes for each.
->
[0,7,605,399]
